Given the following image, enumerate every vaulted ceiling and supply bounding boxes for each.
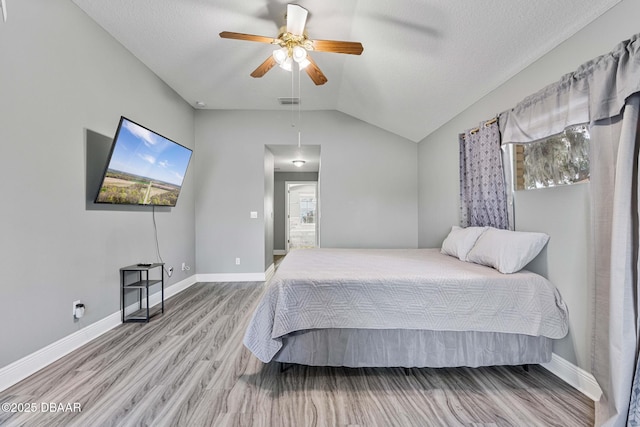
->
[72,0,621,142]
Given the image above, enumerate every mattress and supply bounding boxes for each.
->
[244,248,569,363]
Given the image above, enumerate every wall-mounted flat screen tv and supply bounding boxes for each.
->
[95,117,193,207]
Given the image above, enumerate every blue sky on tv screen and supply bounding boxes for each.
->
[108,119,192,186]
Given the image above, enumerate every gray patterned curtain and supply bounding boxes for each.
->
[459,119,509,229]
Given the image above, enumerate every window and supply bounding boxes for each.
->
[299,195,316,224]
[513,124,590,190]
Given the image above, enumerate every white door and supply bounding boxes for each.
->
[286,182,318,251]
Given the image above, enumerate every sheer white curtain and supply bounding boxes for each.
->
[499,33,640,426]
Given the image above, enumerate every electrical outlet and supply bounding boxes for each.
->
[235,257,240,265]
[72,300,81,317]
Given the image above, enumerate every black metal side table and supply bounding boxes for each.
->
[120,263,164,323]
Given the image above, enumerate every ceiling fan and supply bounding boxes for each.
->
[219,4,363,85]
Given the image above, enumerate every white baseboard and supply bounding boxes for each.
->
[197,272,267,282]
[197,264,275,283]
[273,250,286,255]
[165,274,198,299]
[0,274,197,393]
[541,353,602,401]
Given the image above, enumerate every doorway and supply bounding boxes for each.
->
[286,181,318,251]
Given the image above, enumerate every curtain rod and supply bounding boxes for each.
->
[469,117,498,135]
[460,117,498,140]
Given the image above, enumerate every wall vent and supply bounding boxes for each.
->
[278,97,300,105]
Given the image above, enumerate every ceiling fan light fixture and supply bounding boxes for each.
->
[279,57,293,72]
[292,159,306,167]
[292,46,307,62]
[272,47,288,65]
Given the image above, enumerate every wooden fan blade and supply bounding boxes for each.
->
[250,56,277,78]
[219,31,277,44]
[304,55,328,86]
[311,39,364,55]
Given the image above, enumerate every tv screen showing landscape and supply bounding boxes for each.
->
[95,117,193,207]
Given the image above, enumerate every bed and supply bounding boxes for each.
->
[244,243,569,368]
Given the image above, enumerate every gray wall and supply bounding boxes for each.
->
[417,0,640,371]
[195,109,418,275]
[515,184,591,366]
[274,172,319,251]
[315,112,418,249]
[264,148,275,269]
[0,0,195,368]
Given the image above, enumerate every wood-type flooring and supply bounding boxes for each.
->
[0,281,594,426]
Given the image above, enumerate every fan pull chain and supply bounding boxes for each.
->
[298,64,302,147]
[290,65,295,128]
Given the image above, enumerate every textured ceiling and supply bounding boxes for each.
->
[72,0,621,142]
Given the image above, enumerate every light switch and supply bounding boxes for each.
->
[250,211,258,219]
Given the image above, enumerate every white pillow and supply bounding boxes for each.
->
[466,227,549,274]
[440,226,488,261]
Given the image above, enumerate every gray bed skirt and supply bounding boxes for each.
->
[273,328,552,368]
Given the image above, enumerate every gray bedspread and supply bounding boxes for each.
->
[244,248,569,363]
